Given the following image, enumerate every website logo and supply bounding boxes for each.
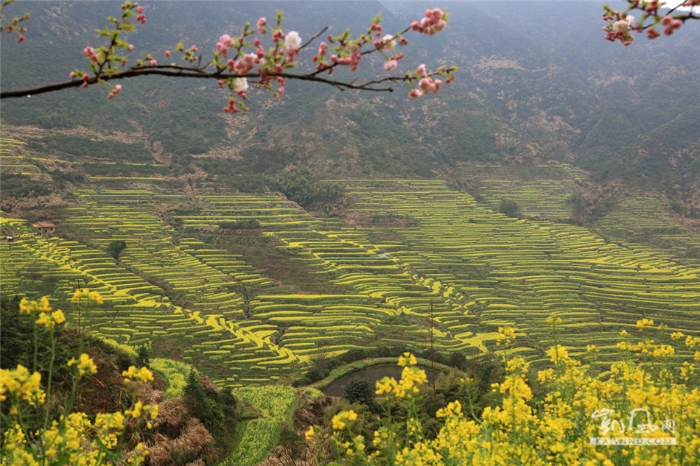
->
[590,408,677,446]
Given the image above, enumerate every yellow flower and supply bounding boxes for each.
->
[89,291,104,305]
[68,354,98,378]
[398,352,418,367]
[37,296,52,312]
[71,289,83,301]
[19,297,53,315]
[332,410,358,430]
[636,318,654,329]
[122,366,154,383]
[34,309,66,330]
[685,336,700,348]
[671,332,685,340]
[547,345,569,364]
[52,309,66,324]
[305,425,316,440]
[376,376,397,395]
[0,365,45,405]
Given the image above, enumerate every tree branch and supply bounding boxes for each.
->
[0,67,403,99]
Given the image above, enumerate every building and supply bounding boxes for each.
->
[33,222,56,235]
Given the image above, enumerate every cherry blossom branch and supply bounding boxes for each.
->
[0,0,30,42]
[0,67,412,99]
[603,0,700,45]
[0,1,457,113]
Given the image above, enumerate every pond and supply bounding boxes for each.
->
[322,364,440,397]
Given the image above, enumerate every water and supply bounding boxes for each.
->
[322,364,439,397]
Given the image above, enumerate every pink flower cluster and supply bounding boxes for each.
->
[224,97,240,113]
[383,53,404,71]
[411,8,447,35]
[217,34,237,57]
[136,5,146,25]
[409,64,442,98]
[257,17,266,36]
[660,15,682,35]
[226,53,258,74]
[107,84,122,99]
[83,46,99,62]
[374,34,395,51]
[331,47,362,71]
[603,13,637,45]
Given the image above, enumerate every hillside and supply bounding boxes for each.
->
[1,1,699,214]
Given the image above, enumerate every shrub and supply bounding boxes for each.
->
[499,199,521,218]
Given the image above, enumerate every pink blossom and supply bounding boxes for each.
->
[107,84,122,99]
[257,17,267,35]
[137,6,144,13]
[254,38,261,47]
[256,46,265,59]
[647,27,660,39]
[83,46,99,62]
[227,59,235,72]
[272,30,285,43]
[419,77,442,94]
[417,64,427,78]
[234,54,256,74]
[218,79,225,88]
[164,50,171,58]
[83,74,90,81]
[399,37,408,46]
[150,59,157,66]
[136,13,146,25]
[408,89,422,98]
[69,72,76,79]
[384,60,397,71]
[128,44,135,51]
[224,98,239,114]
[318,42,327,55]
[17,35,25,43]
[412,8,447,35]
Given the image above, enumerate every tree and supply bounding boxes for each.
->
[0,1,457,111]
[343,379,375,408]
[499,199,521,218]
[106,240,127,261]
[603,0,700,45]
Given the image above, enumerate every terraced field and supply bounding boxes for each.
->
[2,180,699,388]
[460,163,585,220]
[598,196,700,264]
[0,138,41,176]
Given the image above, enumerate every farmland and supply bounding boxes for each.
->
[2,179,699,390]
